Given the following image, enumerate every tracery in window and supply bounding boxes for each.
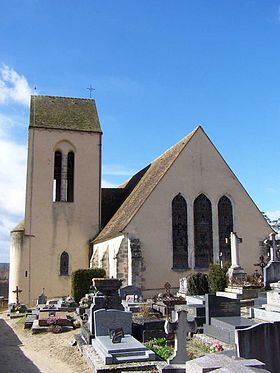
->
[172,194,188,269]
[218,196,233,263]
[194,194,213,267]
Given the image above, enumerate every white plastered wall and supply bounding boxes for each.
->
[91,235,125,278]
[124,128,272,298]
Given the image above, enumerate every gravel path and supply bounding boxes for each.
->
[0,312,91,373]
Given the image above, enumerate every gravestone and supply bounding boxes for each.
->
[203,294,256,344]
[264,233,280,289]
[37,289,47,305]
[205,293,240,325]
[177,277,188,298]
[250,289,280,322]
[164,310,196,367]
[175,303,205,329]
[186,353,268,372]
[119,285,142,301]
[81,278,124,344]
[94,309,132,336]
[227,232,247,283]
[91,308,155,364]
[236,321,280,373]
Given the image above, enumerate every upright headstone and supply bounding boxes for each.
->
[37,288,47,305]
[119,285,142,301]
[227,232,246,283]
[94,309,132,336]
[205,293,240,325]
[264,232,280,289]
[236,321,280,373]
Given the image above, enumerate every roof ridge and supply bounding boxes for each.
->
[31,95,95,102]
[94,127,199,243]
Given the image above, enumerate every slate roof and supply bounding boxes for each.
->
[29,95,102,132]
[94,127,199,243]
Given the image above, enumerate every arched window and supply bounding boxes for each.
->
[194,194,213,268]
[60,251,69,275]
[172,194,188,269]
[53,151,62,202]
[67,152,74,202]
[218,196,233,262]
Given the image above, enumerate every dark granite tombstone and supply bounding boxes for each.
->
[203,294,256,344]
[132,318,166,342]
[236,321,280,373]
[205,293,240,325]
[81,278,124,344]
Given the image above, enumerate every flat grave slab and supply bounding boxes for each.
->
[185,295,205,305]
[204,316,258,344]
[92,335,155,364]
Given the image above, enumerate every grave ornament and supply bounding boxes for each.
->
[164,309,197,365]
[12,285,22,305]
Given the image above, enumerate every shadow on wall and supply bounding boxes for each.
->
[0,319,41,373]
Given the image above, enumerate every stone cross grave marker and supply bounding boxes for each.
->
[229,232,243,269]
[164,309,196,365]
[12,286,22,304]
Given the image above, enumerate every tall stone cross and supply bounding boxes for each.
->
[12,286,22,305]
[164,309,197,365]
[269,232,278,262]
[230,232,243,269]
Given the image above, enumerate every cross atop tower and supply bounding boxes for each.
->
[86,84,95,98]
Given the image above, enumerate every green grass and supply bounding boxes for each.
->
[187,338,212,359]
[145,338,173,361]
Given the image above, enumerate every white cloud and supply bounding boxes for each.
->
[0,133,27,262]
[101,178,118,188]
[0,65,32,106]
[103,164,136,176]
[0,138,27,216]
[266,210,280,221]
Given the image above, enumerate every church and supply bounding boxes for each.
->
[9,95,272,305]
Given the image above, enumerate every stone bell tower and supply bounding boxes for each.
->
[9,95,102,305]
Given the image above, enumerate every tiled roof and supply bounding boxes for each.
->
[29,95,102,132]
[11,221,25,232]
[94,127,199,243]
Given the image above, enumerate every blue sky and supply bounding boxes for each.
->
[0,0,280,262]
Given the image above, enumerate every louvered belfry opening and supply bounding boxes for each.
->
[54,151,62,202]
[67,151,74,202]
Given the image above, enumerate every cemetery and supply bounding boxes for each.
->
[3,231,280,372]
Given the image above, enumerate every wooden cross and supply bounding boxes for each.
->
[12,286,22,305]
[164,282,171,296]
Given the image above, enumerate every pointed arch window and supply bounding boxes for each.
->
[218,196,233,263]
[172,194,188,269]
[194,194,213,268]
[60,251,69,275]
[67,152,74,202]
[53,151,62,202]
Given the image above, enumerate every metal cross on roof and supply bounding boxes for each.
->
[86,84,95,98]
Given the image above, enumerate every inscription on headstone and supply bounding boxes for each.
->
[205,294,240,325]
